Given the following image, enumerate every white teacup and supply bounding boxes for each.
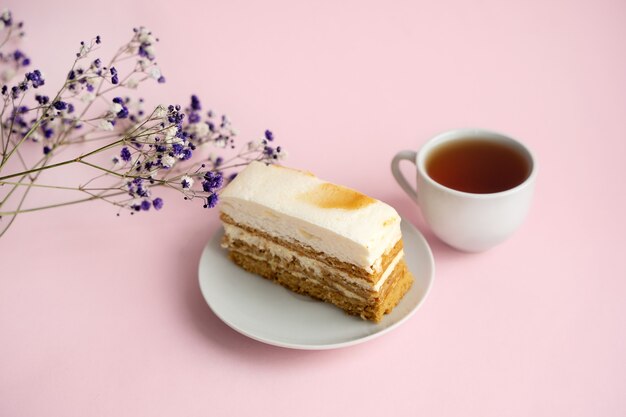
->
[391,128,537,252]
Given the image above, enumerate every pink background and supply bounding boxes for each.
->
[2,0,625,416]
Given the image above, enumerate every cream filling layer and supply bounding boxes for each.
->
[231,248,365,301]
[222,223,403,294]
[373,248,403,292]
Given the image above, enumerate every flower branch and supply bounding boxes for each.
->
[0,10,286,237]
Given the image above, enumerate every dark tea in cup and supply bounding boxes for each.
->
[425,138,531,194]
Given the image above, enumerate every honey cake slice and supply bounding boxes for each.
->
[219,161,414,322]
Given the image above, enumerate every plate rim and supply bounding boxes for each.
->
[198,217,435,350]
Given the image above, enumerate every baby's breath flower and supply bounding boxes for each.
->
[0,16,286,233]
[99,119,114,131]
[152,197,164,210]
[81,92,95,102]
[1,67,15,82]
[126,78,138,89]
[120,147,131,162]
[181,175,194,189]
[149,67,161,80]
[154,104,167,118]
[247,140,262,151]
[161,154,176,168]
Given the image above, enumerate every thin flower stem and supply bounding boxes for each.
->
[0,163,47,237]
[1,95,26,163]
[78,160,124,177]
[0,152,51,206]
[0,190,128,216]
[0,101,6,156]
[1,180,89,191]
[0,25,15,50]
[79,171,112,189]
[0,138,123,181]
[1,118,41,167]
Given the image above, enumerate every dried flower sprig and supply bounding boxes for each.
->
[0,10,286,237]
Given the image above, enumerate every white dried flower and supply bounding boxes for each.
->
[1,68,15,83]
[149,67,161,80]
[180,175,194,189]
[81,92,96,102]
[143,45,155,59]
[99,120,114,131]
[164,125,178,141]
[126,78,139,89]
[138,28,155,44]
[111,103,123,114]
[154,105,167,118]
[138,59,149,71]
[161,155,176,168]
[189,122,209,138]
[215,138,227,148]
[247,140,262,151]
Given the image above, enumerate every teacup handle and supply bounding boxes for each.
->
[391,150,419,204]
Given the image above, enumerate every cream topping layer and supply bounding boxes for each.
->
[220,161,402,273]
[222,223,402,295]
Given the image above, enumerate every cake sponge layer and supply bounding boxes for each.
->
[228,249,414,322]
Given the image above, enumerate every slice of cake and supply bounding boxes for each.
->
[218,161,414,322]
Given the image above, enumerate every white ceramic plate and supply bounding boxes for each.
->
[198,218,435,350]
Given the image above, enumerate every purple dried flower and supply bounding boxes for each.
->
[110,67,119,84]
[120,147,131,162]
[191,95,201,111]
[42,124,54,138]
[52,100,67,110]
[35,94,49,105]
[181,148,192,160]
[264,130,274,141]
[152,197,164,210]
[206,193,219,208]
[140,200,151,211]
[188,112,200,124]
[202,171,223,193]
[25,69,45,88]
